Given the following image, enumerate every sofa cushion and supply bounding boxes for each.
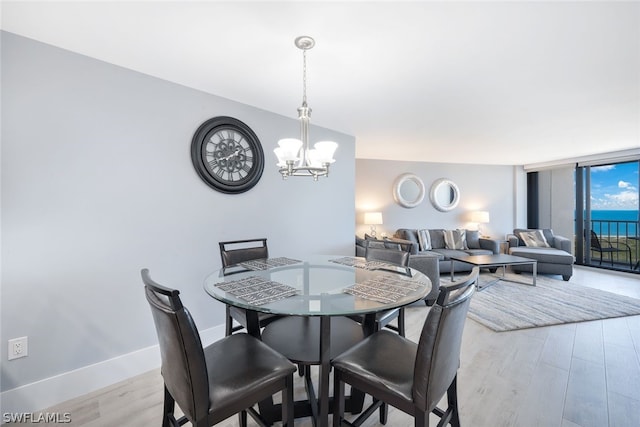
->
[443,229,467,250]
[419,250,445,261]
[363,235,404,251]
[428,229,446,249]
[395,229,419,245]
[518,230,550,248]
[417,229,432,251]
[509,247,574,265]
[465,229,481,249]
[431,248,466,260]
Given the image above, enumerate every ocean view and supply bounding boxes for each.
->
[589,210,639,236]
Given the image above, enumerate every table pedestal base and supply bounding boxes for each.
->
[260,316,367,427]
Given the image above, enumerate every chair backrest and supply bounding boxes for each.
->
[364,244,410,267]
[589,230,603,250]
[412,267,479,412]
[141,269,209,423]
[219,238,268,268]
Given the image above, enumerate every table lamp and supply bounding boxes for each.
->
[364,212,383,238]
[471,211,490,237]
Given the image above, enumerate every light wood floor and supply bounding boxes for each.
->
[15,266,640,426]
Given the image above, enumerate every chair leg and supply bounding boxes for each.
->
[162,385,176,427]
[398,308,406,337]
[238,410,247,427]
[282,374,294,427]
[414,411,429,427]
[333,371,346,427]
[447,375,461,427]
[225,305,233,336]
[379,401,388,424]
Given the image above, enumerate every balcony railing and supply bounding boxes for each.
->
[585,219,639,273]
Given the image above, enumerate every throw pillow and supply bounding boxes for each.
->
[519,230,550,248]
[417,229,432,251]
[443,229,467,250]
[466,229,481,249]
[429,230,446,249]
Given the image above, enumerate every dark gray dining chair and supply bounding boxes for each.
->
[363,242,412,336]
[332,267,479,427]
[219,238,268,269]
[218,238,278,336]
[141,269,296,427]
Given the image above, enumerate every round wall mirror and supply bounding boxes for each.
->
[393,173,426,208]
[429,178,460,212]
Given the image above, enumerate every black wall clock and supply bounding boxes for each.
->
[191,116,265,194]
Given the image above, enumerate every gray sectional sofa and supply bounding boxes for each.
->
[507,228,574,281]
[394,228,501,274]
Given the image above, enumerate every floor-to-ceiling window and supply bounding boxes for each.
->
[575,160,639,273]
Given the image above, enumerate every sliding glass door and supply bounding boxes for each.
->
[575,160,639,272]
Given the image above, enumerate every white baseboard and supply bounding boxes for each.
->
[0,324,224,415]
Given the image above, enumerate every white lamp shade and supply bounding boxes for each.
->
[275,138,303,162]
[307,149,322,167]
[471,211,490,223]
[364,212,383,225]
[273,148,287,167]
[313,141,338,163]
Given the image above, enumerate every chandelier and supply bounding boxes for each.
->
[274,36,338,180]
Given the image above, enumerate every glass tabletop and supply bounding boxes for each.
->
[203,254,433,316]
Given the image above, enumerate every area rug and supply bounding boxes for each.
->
[456,273,640,332]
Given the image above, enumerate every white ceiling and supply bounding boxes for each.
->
[2,1,639,165]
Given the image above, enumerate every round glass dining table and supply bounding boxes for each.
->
[203,254,433,427]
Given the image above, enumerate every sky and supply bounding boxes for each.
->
[590,161,639,211]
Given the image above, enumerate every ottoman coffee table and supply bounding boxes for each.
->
[450,254,537,291]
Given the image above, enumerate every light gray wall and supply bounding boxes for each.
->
[356,159,520,241]
[1,32,355,393]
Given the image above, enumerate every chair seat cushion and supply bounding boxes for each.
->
[509,247,574,265]
[205,333,296,414]
[332,330,417,404]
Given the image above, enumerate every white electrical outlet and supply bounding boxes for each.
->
[8,337,28,360]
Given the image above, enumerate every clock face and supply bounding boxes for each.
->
[191,117,264,194]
